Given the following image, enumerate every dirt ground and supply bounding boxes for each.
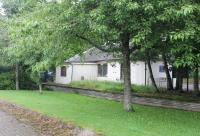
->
[0,100,101,136]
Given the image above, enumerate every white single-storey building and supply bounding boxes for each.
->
[55,48,172,87]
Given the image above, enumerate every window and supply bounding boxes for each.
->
[60,66,67,77]
[159,65,165,73]
[98,64,108,77]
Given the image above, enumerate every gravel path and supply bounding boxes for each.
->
[0,110,41,136]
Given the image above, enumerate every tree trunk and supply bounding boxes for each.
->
[39,83,43,94]
[193,65,199,92]
[162,53,173,90]
[178,72,183,92]
[121,32,134,112]
[146,57,159,92]
[15,63,19,90]
[38,72,43,94]
[175,68,183,92]
[175,69,180,91]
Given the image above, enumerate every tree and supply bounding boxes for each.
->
[1,0,26,90]
[162,52,173,90]
[146,50,159,92]
[131,48,160,92]
[64,0,158,112]
[145,0,200,92]
[1,0,86,91]
[15,63,19,90]
[193,66,199,92]
[167,1,200,92]
[2,0,200,107]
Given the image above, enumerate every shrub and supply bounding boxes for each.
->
[0,66,38,90]
[0,71,15,90]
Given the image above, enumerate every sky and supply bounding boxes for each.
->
[0,2,5,16]
[0,1,62,16]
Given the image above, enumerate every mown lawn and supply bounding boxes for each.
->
[0,91,200,136]
[68,80,156,93]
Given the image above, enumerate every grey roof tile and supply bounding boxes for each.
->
[66,48,118,63]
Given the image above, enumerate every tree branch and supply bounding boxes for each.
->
[76,34,121,52]
[130,45,140,53]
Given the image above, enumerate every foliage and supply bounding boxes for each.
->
[62,0,163,111]
[1,0,199,71]
[1,0,87,72]
[0,91,200,136]
[0,0,199,105]
[157,0,200,68]
[0,67,15,90]
[20,66,38,89]
[0,72,15,90]
[0,0,87,89]
[0,65,37,90]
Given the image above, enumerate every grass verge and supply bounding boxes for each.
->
[68,80,155,93]
[0,91,200,136]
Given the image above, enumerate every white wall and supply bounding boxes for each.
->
[55,63,97,84]
[151,61,167,78]
[97,61,121,82]
[55,64,72,84]
[146,61,172,87]
[130,61,172,86]
[72,63,97,81]
[55,61,172,87]
[131,62,146,85]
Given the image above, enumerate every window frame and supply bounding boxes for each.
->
[60,66,67,77]
[159,65,165,73]
[97,63,108,77]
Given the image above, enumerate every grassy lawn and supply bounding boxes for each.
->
[68,80,155,93]
[0,91,200,136]
[68,80,200,103]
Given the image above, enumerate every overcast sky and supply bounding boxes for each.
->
[0,1,63,16]
[0,2,5,16]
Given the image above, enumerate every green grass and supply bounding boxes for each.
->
[68,80,155,93]
[0,91,200,136]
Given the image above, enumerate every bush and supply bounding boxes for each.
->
[0,66,38,90]
[0,71,15,90]
[20,68,38,90]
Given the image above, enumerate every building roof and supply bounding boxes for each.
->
[66,47,118,63]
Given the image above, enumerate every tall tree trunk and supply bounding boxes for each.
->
[146,56,159,92]
[38,72,43,94]
[175,68,183,92]
[121,32,134,112]
[15,63,19,90]
[162,53,173,90]
[175,69,180,91]
[193,65,199,92]
[178,72,183,92]
[39,83,43,94]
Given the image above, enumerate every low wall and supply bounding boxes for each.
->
[44,83,123,102]
[44,83,200,112]
[43,83,200,112]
